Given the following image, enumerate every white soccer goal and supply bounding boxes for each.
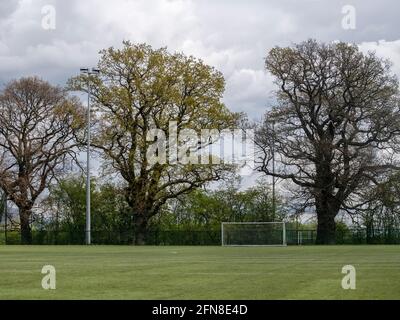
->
[221,222,287,246]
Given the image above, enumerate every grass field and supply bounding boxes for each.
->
[0,245,399,299]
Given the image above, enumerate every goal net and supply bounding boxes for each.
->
[221,222,286,246]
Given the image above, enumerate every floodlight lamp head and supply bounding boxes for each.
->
[80,68,89,73]
[91,68,100,74]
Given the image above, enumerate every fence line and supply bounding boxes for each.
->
[1,227,400,245]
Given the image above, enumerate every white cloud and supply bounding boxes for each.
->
[224,68,273,116]
[359,40,400,78]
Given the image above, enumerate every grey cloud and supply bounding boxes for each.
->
[0,0,399,117]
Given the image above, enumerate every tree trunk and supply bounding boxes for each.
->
[314,158,339,244]
[316,212,336,244]
[365,214,374,244]
[133,214,148,245]
[315,196,338,244]
[20,208,32,245]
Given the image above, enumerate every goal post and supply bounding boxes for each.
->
[221,222,287,246]
[297,230,313,245]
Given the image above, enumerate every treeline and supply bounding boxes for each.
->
[16,173,400,245]
[32,176,282,233]
[1,39,400,244]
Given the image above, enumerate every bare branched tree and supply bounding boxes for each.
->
[256,40,400,244]
[0,77,85,244]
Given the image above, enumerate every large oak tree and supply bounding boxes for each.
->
[69,42,237,244]
[0,77,84,244]
[257,40,400,244]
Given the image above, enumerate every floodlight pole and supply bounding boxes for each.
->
[2,192,7,245]
[272,120,276,218]
[80,67,100,245]
[221,223,224,246]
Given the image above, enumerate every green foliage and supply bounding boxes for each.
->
[355,172,400,231]
[42,176,130,234]
[154,180,285,230]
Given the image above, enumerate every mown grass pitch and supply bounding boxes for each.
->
[0,245,399,299]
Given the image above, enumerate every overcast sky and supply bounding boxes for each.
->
[1,0,400,119]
